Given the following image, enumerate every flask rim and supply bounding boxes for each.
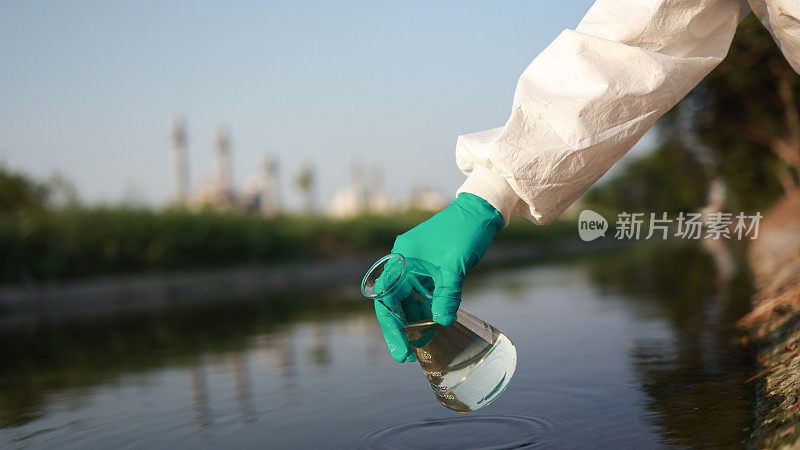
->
[361,253,406,298]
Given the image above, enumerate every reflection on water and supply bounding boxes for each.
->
[0,242,754,448]
[584,242,754,447]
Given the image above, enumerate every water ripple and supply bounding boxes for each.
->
[355,414,562,449]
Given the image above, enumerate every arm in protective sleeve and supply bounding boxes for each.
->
[748,0,800,74]
[456,0,750,226]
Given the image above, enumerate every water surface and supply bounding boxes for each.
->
[0,242,755,448]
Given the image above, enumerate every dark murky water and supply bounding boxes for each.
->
[0,242,755,448]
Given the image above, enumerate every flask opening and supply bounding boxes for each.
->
[361,253,406,298]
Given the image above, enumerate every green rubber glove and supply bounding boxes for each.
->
[375,192,505,363]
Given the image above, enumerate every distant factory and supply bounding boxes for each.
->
[169,118,284,216]
[169,118,446,218]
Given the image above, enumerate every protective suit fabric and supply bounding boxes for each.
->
[749,0,800,74]
[456,0,800,226]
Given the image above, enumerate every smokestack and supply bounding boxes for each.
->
[260,156,279,217]
[215,124,231,202]
[169,116,189,204]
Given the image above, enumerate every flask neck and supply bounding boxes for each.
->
[361,253,407,299]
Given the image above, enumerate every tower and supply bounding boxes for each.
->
[214,124,232,204]
[170,117,189,204]
[260,156,280,217]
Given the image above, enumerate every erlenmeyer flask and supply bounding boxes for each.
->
[361,253,517,412]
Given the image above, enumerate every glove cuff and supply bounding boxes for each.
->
[457,165,519,227]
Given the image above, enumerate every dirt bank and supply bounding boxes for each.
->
[737,193,800,448]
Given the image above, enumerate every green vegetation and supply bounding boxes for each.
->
[0,204,407,282]
[0,165,49,213]
[584,139,709,215]
[0,165,574,283]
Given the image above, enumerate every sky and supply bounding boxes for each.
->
[0,0,652,210]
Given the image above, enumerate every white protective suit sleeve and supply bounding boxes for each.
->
[749,0,800,73]
[456,0,751,226]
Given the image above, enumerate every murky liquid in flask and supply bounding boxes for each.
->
[361,254,517,412]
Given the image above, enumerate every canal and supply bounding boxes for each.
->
[0,242,755,448]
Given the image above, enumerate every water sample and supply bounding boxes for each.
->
[362,254,517,412]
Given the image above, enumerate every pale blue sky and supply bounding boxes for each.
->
[1,0,643,209]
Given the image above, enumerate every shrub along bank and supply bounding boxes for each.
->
[0,207,575,283]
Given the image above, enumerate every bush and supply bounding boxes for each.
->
[0,206,574,283]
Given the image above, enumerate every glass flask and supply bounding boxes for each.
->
[361,253,517,412]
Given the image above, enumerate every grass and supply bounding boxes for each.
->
[0,206,576,283]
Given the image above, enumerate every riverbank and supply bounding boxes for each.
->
[737,193,800,448]
[0,236,618,330]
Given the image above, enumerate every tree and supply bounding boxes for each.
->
[0,164,49,213]
[584,139,708,214]
[662,15,798,211]
[294,164,315,214]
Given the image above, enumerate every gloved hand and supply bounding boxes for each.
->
[375,192,505,363]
